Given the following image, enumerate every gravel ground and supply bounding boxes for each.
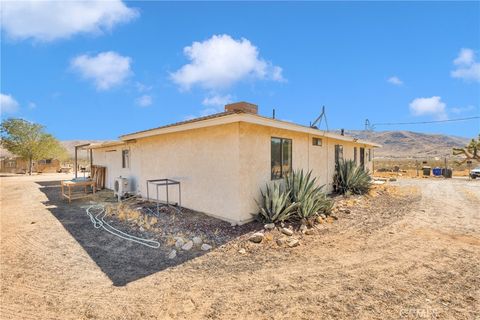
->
[1,174,479,319]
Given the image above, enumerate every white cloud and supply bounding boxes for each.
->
[135,95,152,107]
[71,51,132,90]
[454,48,475,65]
[135,82,152,93]
[450,105,475,114]
[0,93,20,113]
[199,107,220,117]
[387,76,403,86]
[202,94,232,107]
[409,96,447,120]
[28,101,37,109]
[171,34,284,90]
[183,115,196,121]
[451,48,480,82]
[183,95,233,121]
[0,0,138,42]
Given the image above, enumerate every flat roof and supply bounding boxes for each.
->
[118,111,381,147]
[86,141,126,150]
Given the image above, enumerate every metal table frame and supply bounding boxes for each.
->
[146,179,182,214]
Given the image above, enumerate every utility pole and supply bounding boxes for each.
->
[444,157,447,178]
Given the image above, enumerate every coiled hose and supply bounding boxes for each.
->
[86,204,160,249]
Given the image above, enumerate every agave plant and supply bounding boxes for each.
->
[285,170,333,220]
[334,160,371,195]
[255,182,297,223]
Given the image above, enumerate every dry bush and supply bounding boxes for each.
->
[149,216,158,225]
[100,202,161,231]
[165,236,176,247]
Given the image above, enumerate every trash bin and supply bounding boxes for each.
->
[442,168,452,178]
[422,166,431,176]
[432,167,442,176]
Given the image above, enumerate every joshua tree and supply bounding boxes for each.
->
[453,134,480,164]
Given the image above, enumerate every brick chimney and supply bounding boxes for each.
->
[225,102,258,114]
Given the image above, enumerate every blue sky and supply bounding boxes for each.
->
[1,1,479,140]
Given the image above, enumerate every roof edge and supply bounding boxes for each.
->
[119,112,381,147]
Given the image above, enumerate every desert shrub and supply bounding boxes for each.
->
[334,160,371,195]
[256,182,297,223]
[285,170,333,220]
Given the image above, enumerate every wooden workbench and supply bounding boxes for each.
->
[61,179,96,203]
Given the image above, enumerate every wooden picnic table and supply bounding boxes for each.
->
[61,179,96,203]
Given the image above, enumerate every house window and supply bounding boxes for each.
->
[45,159,52,164]
[122,150,130,168]
[38,159,46,165]
[271,137,292,180]
[6,160,16,168]
[354,147,358,164]
[335,145,343,165]
[312,137,322,146]
[360,147,365,169]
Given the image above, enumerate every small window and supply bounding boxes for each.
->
[38,159,46,165]
[271,137,292,180]
[312,137,322,146]
[122,150,130,168]
[354,147,358,164]
[6,160,16,168]
[335,145,343,165]
[45,159,52,164]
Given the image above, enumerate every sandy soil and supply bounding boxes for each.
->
[1,174,479,319]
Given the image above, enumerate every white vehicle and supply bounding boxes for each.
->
[470,167,480,179]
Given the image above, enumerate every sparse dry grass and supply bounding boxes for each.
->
[1,174,479,320]
[374,159,474,177]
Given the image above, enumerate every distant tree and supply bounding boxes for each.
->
[453,134,480,164]
[0,118,67,174]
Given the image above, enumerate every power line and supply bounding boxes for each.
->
[372,116,480,127]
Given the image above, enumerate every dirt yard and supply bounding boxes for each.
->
[1,174,479,319]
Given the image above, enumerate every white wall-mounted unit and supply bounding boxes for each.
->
[114,177,129,200]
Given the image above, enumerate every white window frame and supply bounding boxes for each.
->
[122,149,130,169]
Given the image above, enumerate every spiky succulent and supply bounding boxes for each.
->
[334,160,371,195]
[255,183,297,223]
[285,170,333,220]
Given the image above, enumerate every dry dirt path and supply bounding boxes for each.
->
[0,174,479,320]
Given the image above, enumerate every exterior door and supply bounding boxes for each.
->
[360,147,365,170]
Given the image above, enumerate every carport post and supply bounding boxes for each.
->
[90,149,93,173]
[74,146,78,179]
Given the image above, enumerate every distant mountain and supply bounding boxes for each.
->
[1,132,472,160]
[343,130,471,159]
[61,140,105,159]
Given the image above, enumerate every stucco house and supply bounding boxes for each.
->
[88,102,379,225]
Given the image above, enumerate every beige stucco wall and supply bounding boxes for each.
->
[93,123,244,224]
[237,122,374,222]
[92,148,131,190]
[92,121,375,224]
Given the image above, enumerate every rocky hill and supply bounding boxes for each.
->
[1,132,472,160]
[343,130,471,159]
[60,140,104,159]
